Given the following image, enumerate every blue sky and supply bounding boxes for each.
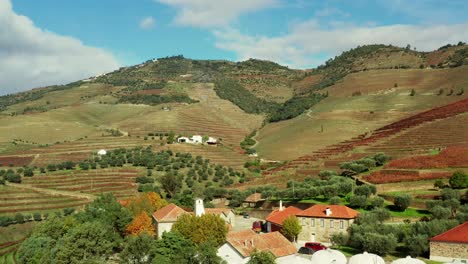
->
[1,0,468,94]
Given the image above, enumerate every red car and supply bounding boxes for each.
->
[252,221,263,233]
[304,242,327,252]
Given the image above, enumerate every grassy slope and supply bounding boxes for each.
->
[256,66,468,160]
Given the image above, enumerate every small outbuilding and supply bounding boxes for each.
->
[97,149,107,156]
[348,252,385,264]
[242,193,265,208]
[177,137,190,143]
[310,248,347,264]
[430,221,468,262]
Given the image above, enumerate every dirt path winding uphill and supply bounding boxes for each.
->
[5,182,96,201]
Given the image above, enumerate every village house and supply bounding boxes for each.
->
[265,201,302,232]
[194,198,235,227]
[296,204,359,243]
[152,203,189,239]
[177,135,216,145]
[217,230,297,264]
[429,221,468,262]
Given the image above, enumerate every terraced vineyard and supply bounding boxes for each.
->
[21,168,140,199]
[255,98,468,186]
[0,185,89,215]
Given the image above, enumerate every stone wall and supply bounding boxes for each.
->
[430,241,468,262]
[297,217,354,243]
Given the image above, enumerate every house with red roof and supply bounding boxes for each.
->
[217,230,297,264]
[265,201,303,232]
[296,204,359,243]
[430,221,468,262]
[152,203,189,238]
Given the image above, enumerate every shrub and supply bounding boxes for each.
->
[370,196,385,208]
[449,171,468,189]
[394,194,412,211]
[349,195,368,208]
[329,196,341,205]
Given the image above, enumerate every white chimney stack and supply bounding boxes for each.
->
[279,200,284,211]
[325,207,332,216]
[195,198,205,217]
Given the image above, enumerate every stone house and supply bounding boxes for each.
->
[296,204,359,243]
[430,221,468,262]
[242,193,264,208]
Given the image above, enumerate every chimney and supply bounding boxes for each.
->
[325,207,332,216]
[279,200,284,211]
[251,239,254,247]
[195,198,205,217]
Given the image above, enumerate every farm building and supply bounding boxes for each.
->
[207,137,217,145]
[97,149,107,155]
[177,135,214,145]
[265,201,302,232]
[177,136,190,143]
[296,204,359,243]
[242,193,265,208]
[217,230,297,264]
[152,203,189,239]
[430,221,468,262]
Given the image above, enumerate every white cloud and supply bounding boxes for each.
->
[0,0,120,95]
[214,21,468,68]
[140,16,156,29]
[156,0,278,28]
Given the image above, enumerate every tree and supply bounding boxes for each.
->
[434,179,445,189]
[430,206,451,220]
[349,195,368,208]
[361,233,397,256]
[394,194,412,211]
[404,234,428,257]
[449,171,468,189]
[123,192,168,216]
[126,212,155,236]
[152,232,198,264]
[196,241,224,264]
[17,235,54,264]
[160,172,182,197]
[171,214,228,246]
[329,196,341,205]
[280,215,302,242]
[441,188,460,201]
[24,167,34,177]
[370,196,385,209]
[247,250,276,264]
[410,89,416,96]
[120,233,154,264]
[76,193,133,236]
[53,221,119,263]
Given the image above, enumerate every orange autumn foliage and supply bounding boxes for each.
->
[121,192,168,216]
[126,211,155,236]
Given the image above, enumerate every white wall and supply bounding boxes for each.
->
[157,222,173,239]
[217,243,249,264]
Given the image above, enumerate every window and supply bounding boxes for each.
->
[340,220,344,229]
[301,217,305,225]
[330,220,334,228]
[311,218,315,227]
[320,219,324,227]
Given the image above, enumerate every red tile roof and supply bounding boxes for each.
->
[297,205,359,219]
[430,222,468,243]
[244,193,264,203]
[266,206,303,226]
[226,230,296,258]
[152,203,188,223]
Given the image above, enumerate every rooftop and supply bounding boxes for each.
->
[430,222,468,243]
[152,203,188,223]
[244,193,264,203]
[226,230,296,258]
[266,206,303,226]
[297,204,359,219]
